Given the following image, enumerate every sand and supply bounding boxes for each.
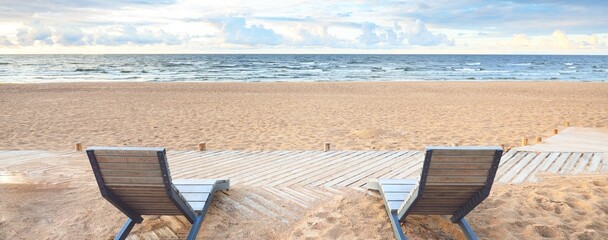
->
[1,82,608,239]
[1,82,607,151]
[2,174,607,239]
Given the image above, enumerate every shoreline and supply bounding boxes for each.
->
[1,79,607,84]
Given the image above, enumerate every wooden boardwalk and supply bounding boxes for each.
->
[1,149,606,239]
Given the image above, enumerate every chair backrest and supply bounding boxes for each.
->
[86,147,194,220]
[398,146,502,222]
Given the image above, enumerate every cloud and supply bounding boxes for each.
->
[352,20,451,47]
[357,22,381,45]
[404,20,454,46]
[511,34,531,47]
[55,27,85,46]
[551,29,571,48]
[212,16,283,46]
[0,35,14,46]
[16,21,53,46]
[92,25,184,46]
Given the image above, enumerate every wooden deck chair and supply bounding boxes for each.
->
[368,146,502,240]
[86,147,230,240]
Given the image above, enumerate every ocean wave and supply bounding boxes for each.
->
[0,62,9,65]
[75,68,102,72]
[370,67,385,72]
[454,68,480,72]
[564,62,574,66]
[465,62,481,66]
[511,63,532,66]
[164,62,195,67]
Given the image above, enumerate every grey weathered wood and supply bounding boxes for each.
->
[560,152,583,174]
[511,152,549,184]
[572,153,593,174]
[588,153,603,172]
[498,152,536,183]
[547,152,571,173]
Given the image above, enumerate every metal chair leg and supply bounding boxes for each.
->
[457,218,478,240]
[186,213,204,240]
[115,218,137,240]
[388,212,407,240]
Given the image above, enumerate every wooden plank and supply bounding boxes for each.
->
[431,156,495,163]
[210,151,295,181]
[187,201,207,211]
[547,152,572,173]
[498,152,537,183]
[336,151,411,187]
[572,153,593,174]
[98,162,160,170]
[171,151,262,178]
[103,176,164,185]
[384,152,424,179]
[199,151,289,176]
[498,149,518,167]
[427,169,490,176]
[236,151,328,185]
[535,152,561,172]
[379,179,418,185]
[427,176,487,183]
[386,200,402,211]
[560,152,583,174]
[381,184,416,193]
[588,153,603,172]
[128,203,179,209]
[429,162,492,170]
[294,151,386,186]
[106,183,165,187]
[93,149,160,157]
[174,185,213,193]
[358,151,420,185]
[121,197,173,203]
[432,149,496,156]
[281,151,376,186]
[602,153,608,173]
[96,156,159,163]
[100,169,162,178]
[496,151,527,177]
[511,152,549,184]
[426,182,486,186]
[528,152,561,182]
[424,185,483,191]
[172,179,219,185]
[383,192,409,201]
[180,192,211,201]
[326,151,407,187]
[420,193,477,198]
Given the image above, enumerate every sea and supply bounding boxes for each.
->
[0,54,606,83]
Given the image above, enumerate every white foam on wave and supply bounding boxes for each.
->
[465,62,481,66]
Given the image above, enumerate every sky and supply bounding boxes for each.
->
[0,0,607,54]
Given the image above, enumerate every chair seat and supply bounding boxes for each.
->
[173,179,230,212]
[378,178,417,213]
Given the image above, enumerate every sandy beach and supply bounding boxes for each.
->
[1,81,608,239]
[1,82,607,151]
